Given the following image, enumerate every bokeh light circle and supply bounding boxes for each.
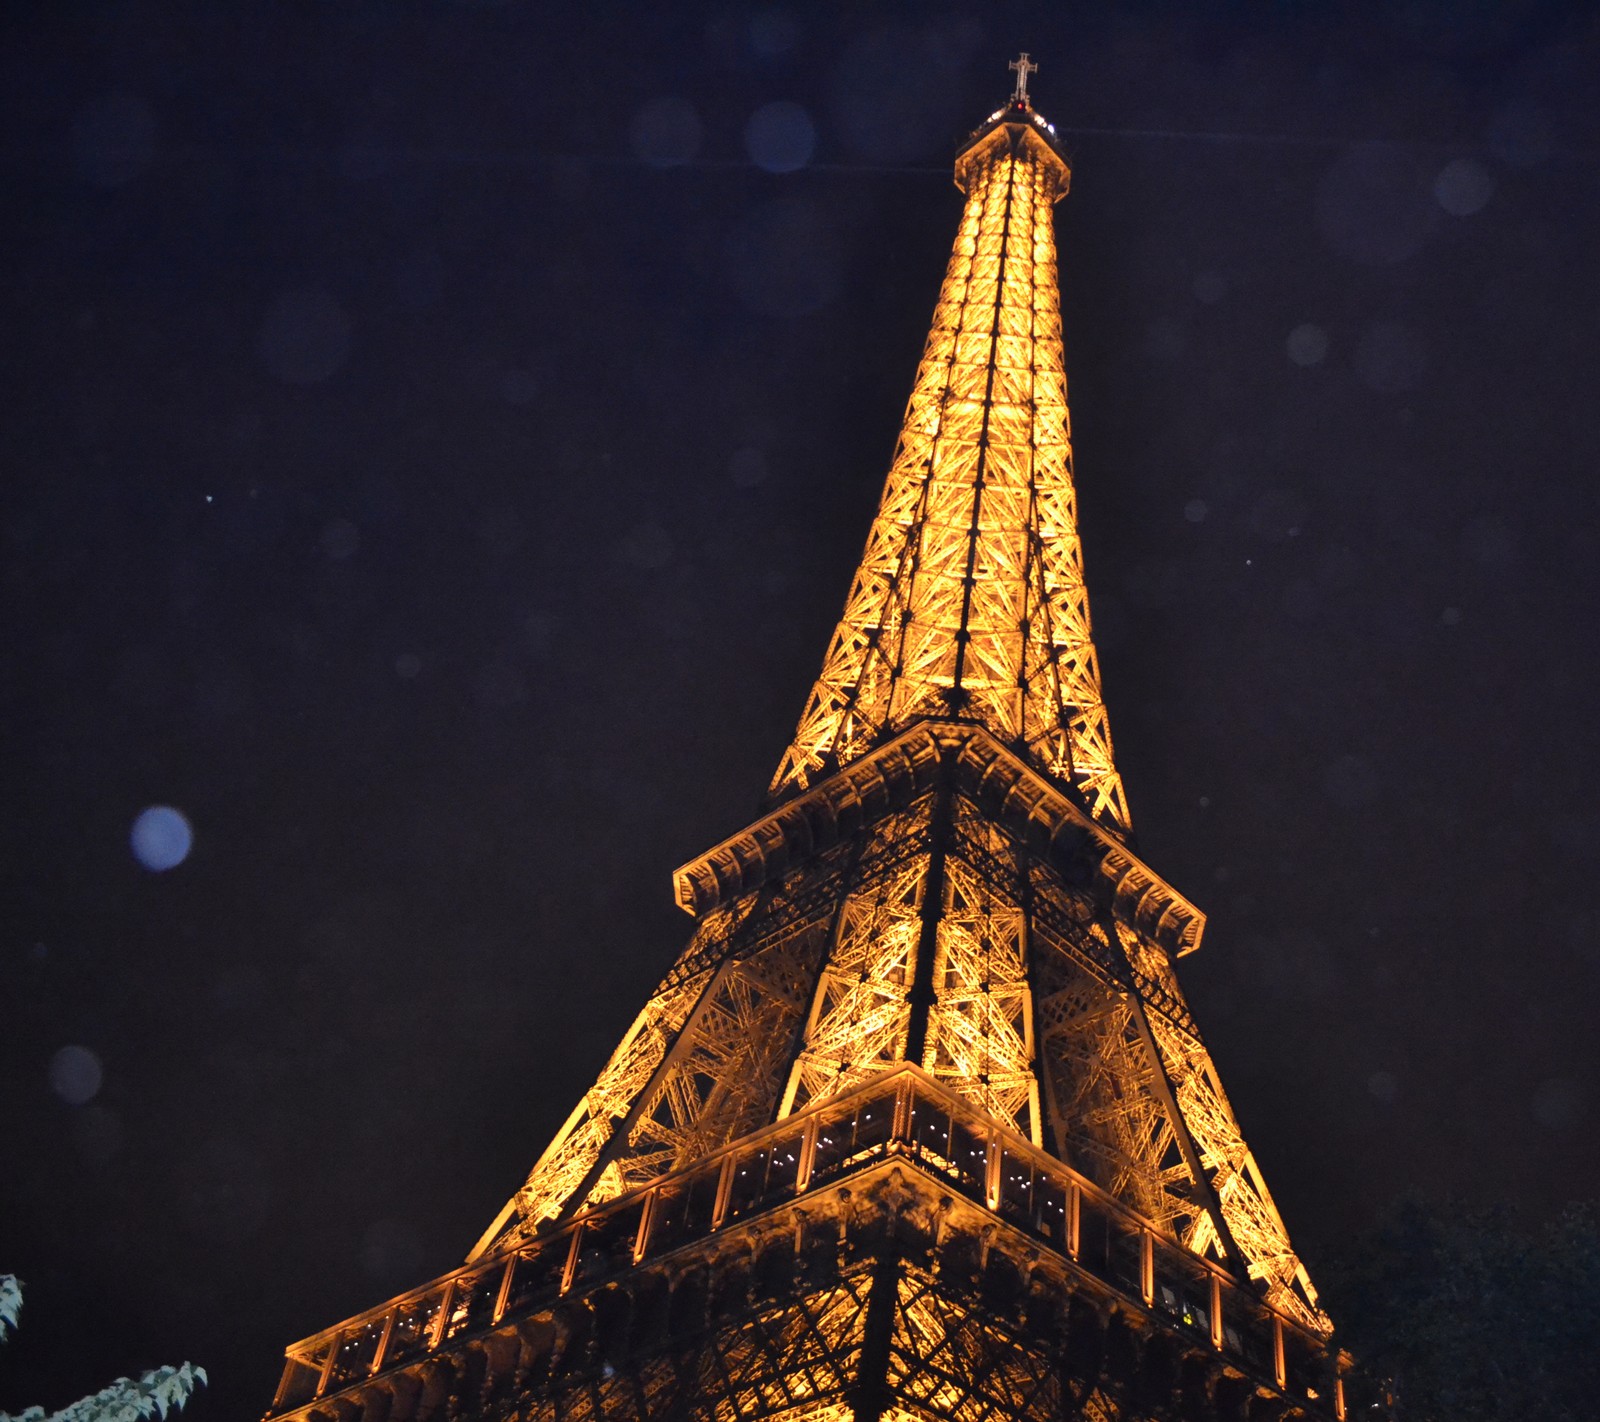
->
[131,805,193,871]
[1286,323,1329,367]
[745,101,816,174]
[1434,158,1493,216]
[50,1045,104,1105]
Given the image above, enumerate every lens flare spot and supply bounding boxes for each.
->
[131,805,193,871]
[745,101,817,174]
[1286,323,1329,367]
[50,1045,104,1105]
[1434,158,1493,216]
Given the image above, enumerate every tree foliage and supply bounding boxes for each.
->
[0,1282,21,1348]
[0,1277,206,1422]
[1320,1198,1600,1422]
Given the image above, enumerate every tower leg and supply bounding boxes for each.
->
[850,1250,902,1422]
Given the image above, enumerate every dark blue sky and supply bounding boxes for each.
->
[4,2,1599,1417]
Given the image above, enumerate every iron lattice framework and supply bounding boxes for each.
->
[770,109,1126,830]
[265,88,1357,1422]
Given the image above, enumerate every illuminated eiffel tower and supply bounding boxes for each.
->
[266,60,1354,1422]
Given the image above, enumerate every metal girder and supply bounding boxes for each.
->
[272,1154,1344,1422]
[767,120,1128,833]
[491,761,1327,1331]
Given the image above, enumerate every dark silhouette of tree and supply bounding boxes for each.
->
[1318,1198,1599,1421]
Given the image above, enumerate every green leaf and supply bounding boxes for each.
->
[0,1276,205,1422]
[0,1276,23,1342]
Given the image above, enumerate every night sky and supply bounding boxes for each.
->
[6,3,1600,1417]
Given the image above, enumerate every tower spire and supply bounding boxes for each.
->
[770,96,1130,832]
[1009,51,1038,103]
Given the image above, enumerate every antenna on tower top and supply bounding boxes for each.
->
[1009,52,1037,103]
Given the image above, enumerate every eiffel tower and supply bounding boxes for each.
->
[265,62,1353,1422]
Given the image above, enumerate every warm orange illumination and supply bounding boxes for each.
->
[492,107,1330,1330]
[264,78,1345,1422]
[771,120,1129,831]
[272,1064,1337,1421]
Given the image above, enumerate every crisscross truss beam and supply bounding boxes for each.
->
[771,117,1127,832]
[272,1140,1349,1422]
[483,727,1324,1335]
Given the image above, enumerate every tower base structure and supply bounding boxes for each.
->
[269,1069,1353,1422]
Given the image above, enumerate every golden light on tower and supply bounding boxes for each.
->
[261,57,1355,1422]
[770,88,1128,832]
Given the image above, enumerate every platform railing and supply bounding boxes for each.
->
[270,1064,1345,1418]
